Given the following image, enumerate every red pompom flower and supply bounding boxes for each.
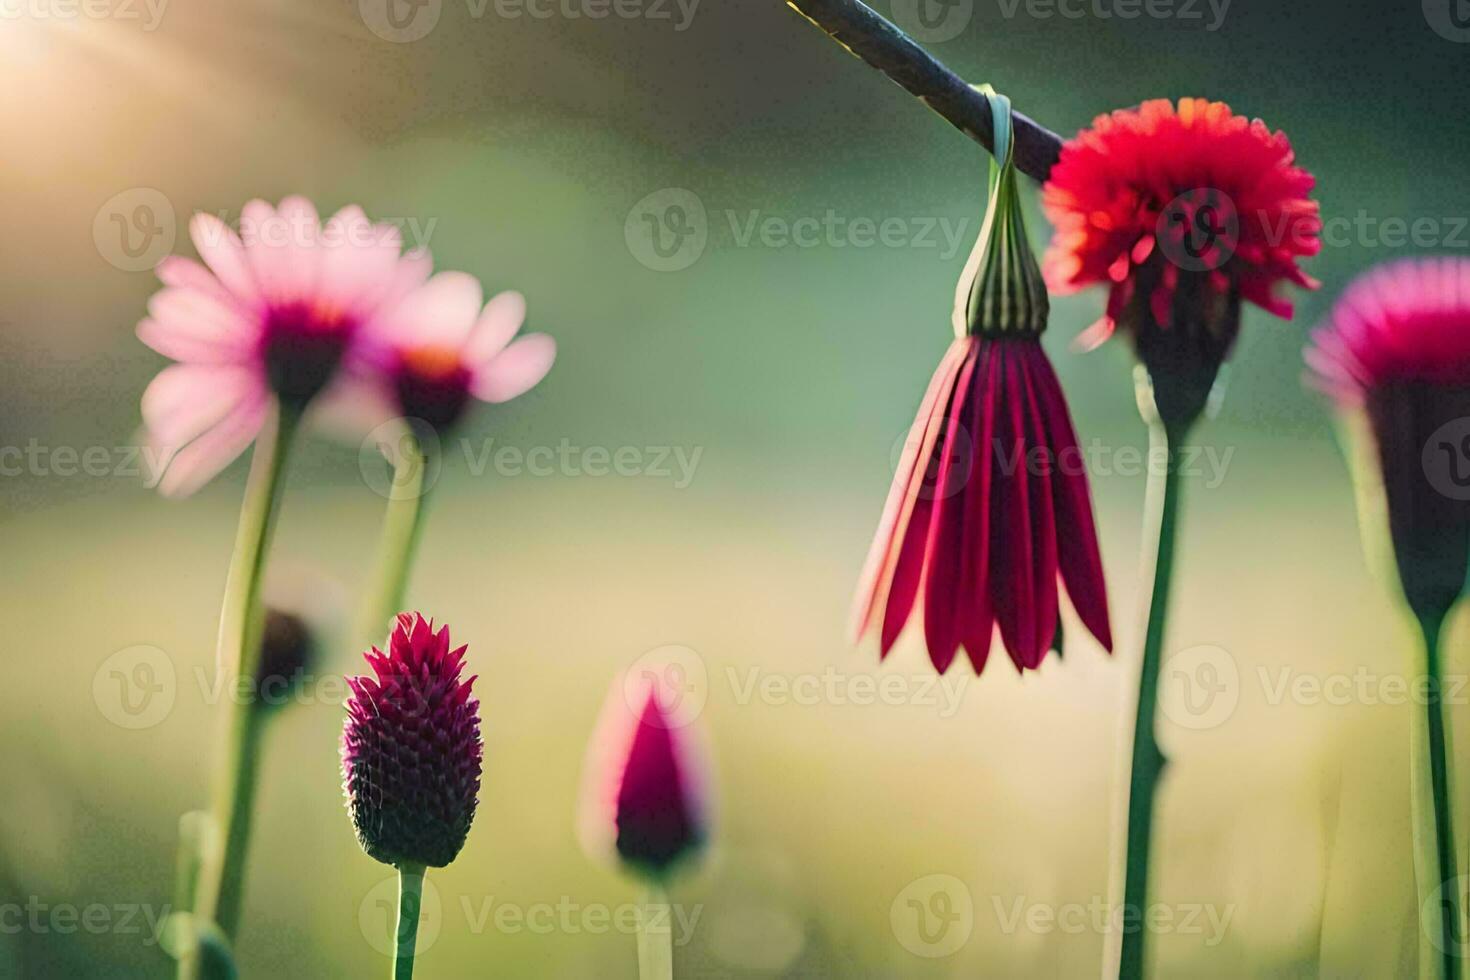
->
[342,613,482,869]
[1043,99,1321,426]
[852,92,1111,674]
[1307,258,1470,621]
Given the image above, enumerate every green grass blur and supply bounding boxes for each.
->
[2,0,1469,975]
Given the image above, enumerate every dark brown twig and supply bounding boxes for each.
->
[786,0,1065,182]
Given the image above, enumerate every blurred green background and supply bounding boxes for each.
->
[3,0,1470,975]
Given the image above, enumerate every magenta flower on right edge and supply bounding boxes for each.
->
[1307,257,1470,620]
[1307,257,1470,977]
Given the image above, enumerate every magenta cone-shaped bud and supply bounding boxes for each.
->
[582,681,708,881]
[341,612,482,868]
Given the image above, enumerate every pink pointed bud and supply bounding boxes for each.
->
[341,612,482,868]
[581,680,708,880]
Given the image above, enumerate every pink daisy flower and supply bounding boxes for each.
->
[137,197,430,496]
[352,272,557,434]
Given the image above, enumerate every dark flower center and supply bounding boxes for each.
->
[260,303,355,407]
[395,345,473,433]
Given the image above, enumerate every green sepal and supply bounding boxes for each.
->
[951,85,1049,339]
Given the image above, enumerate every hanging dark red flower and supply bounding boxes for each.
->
[853,93,1112,674]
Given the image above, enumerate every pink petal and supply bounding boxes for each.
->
[960,345,1000,674]
[1017,348,1060,664]
[921,344,981,672]
[318,206,406,316]
[155,256,238,311]
[1033,356,1112,651]
[138,317,246,364]
[273,195,324,301]
[154,395,270,498]
[190,213,259,308]
[377,271,483,348]
[470,334,556,403]
[990,346,1039,669]
[850,339,969,645]
[464,291,527,366]
[878,347,969,656]
[141,364,258,445]
[240,198,320,306]
[308,375,398,442]
[144,287,258,360]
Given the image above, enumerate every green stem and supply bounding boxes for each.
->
[1415,611,1463,979]
[1108,420,1184,980]
[214,700,268,936]
[636,884,673,980]
[356,432,432,650]
[179,406,299,978]
[393,864,427,980]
